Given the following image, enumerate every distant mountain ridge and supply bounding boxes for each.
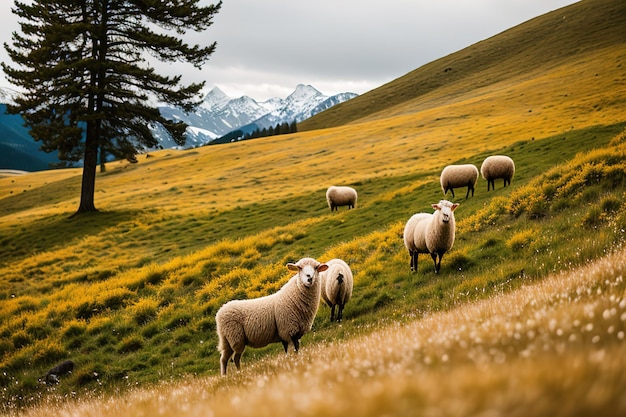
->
[0,84,357,171]
[154,84,357,146]
[0,101,64,172]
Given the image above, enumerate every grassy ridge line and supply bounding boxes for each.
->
[300,0,626,130]
[12,247,626,417]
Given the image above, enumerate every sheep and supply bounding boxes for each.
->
[215,257,328,375]
[440,164,479,199]
[320,258,354,322]
[403,213,432,272]
[480,155,515,191]
[403,200,459,274]
[326,186,357,211]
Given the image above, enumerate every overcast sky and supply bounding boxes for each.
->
[1,0,578,101]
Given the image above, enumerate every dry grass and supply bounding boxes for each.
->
[13,248,626,417]
[1,1,626,414]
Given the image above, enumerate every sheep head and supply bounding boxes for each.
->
[432,200,459,223]
[287,258,329,288]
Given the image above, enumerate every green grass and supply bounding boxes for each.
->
[1,124,625,414]
[1,0,626,414]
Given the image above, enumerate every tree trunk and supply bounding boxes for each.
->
[74,121,99,214]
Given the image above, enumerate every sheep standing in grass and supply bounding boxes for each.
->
[326,186,357,211]
[320,258,353,322]
[403,200,459,273]
[215,257,328,375]
[403,213,432,272]
[440,164,479,199]
[480,155,515,191]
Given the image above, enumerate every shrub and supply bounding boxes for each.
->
[31,340,67,367]
[600,195,622,213]
[582,205,603,227]
[62,319,87,338]
[459,197,509,232]
[131,298,159,326]
[446,250,474,272]
[12,331,30,349]
[0,339,13,357]
[118,335,144,353]
[141,322,161,339]
[507,229,538,251]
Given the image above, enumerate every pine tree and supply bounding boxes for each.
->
[2,0,222,215]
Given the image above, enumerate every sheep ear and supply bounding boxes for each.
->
[451,203,459,211]
[317,264,329,272]
[287,263,300,272]
[431,204,440,210]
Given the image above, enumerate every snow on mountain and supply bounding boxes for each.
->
[157,87,271,146]
[156,84,357,148]
[0,87,18,105]
[248,85,357,132]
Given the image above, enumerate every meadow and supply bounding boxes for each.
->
[1,0,626,415]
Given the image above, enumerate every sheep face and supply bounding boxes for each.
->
[287,259,329,288]
[432,200,459,223]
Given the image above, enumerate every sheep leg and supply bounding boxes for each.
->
[409,250,418,272]
[449,187,455,199]
[232,352,242,371]
[466,184,473,199]
[337,304,344,322]
[281,340,289,353]
[219,344,235,376]
[291,336,300,353]
[431,252,443,274]
[330,305,336,322]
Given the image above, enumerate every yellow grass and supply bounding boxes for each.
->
[13,248,626,417]
[1,1,625,413]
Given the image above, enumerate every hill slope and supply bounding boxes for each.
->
[300,0,626,130]
[1,0,626,414]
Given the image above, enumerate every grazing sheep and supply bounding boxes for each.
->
[215,257,328,375]
[480,155,515,191]
[403,200,459,273]
[403,213,432,272]
[320,258,354,322]
[326,186,357,211]
[440,164,479,199]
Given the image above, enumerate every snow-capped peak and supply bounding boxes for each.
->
[288,84,322,101]
[200,86,232,112]
[156,84,358,147]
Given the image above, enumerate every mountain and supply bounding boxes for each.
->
[155,87,275,147]
[0,102,64,172]
[156,84,357,146]
[0,84,357,171]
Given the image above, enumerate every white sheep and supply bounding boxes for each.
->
[326,186,357,211]
[215,257,328,375]
[403,200,459,273]
[320,258,353,322]
[403,213,431,272]
[480,155,515,191]
[440,164,479,199]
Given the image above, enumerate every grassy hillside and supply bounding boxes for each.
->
[300,0,626,130]
[1,0,626,414]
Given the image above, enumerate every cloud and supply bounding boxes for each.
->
[0,0,578,101]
